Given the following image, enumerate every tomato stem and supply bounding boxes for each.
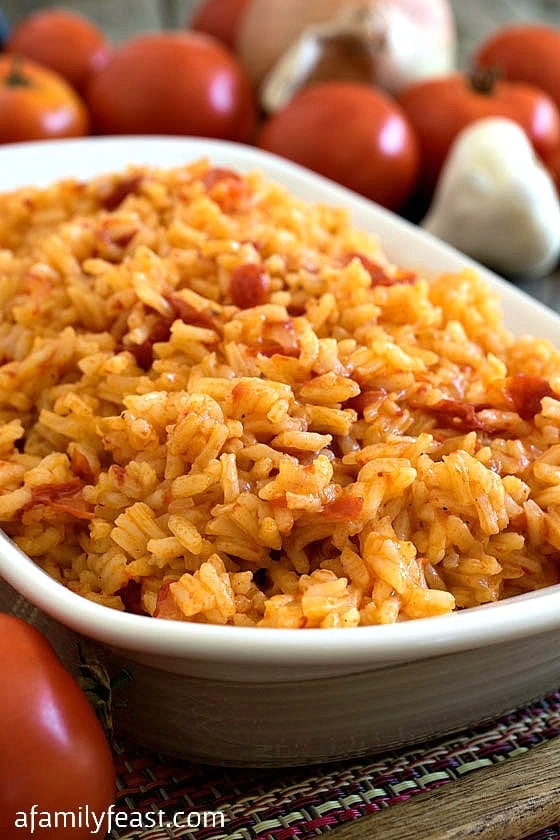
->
[469,66,501,94]
[5,54,33,87]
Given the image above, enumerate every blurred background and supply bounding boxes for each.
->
[0,1,559,67]
[2,0,560,298]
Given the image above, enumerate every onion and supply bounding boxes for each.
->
[236,0,456,96]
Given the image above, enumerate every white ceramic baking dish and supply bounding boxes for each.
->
[1,136,560,766]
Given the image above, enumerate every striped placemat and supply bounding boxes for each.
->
[106,689,560,840]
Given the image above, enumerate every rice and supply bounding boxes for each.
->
[1,158,560,628]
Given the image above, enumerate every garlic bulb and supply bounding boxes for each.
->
[422,117,560,279]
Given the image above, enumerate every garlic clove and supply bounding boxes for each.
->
[261,1,455,114]
[421,117,560,280]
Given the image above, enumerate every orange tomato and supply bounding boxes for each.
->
[86,31,256,142]
[258,81,419,212]
[474,24,560,115]
[6,8,110,93]
[397,71,560,196]
[0,55,90,143]
[0,614,115,839]
[189,0,252,50]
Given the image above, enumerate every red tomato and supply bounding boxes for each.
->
[86,31,256,142]
[189,0,252,50]
[474,24,560,115]
[0,55,89,143]
[397,71,560,196]
[0,614,115,839]
[6,8,110,93]
[258,81,419,211]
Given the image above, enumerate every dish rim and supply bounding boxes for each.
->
[1,134,560,668]
[3,530,560,666]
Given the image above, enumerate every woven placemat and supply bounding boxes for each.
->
[2,572,559,840]
[103,689,560,840]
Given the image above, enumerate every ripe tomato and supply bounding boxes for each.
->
[189,0,252,50]
[474,24,560,115]
[6,8,110,93]
[0,614,115,839]
[397,71,560,196]
[86,31,257,142]
[0,55,89,143]
[258,81,419,211]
